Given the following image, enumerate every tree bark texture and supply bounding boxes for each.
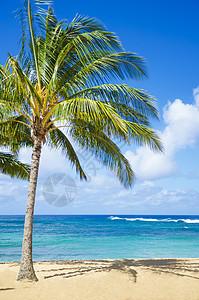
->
[17,137,42,281]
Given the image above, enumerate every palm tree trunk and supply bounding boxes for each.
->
[17,137,42,281]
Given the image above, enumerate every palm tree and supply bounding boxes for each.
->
[0,0,162,281]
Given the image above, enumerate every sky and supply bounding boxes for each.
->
[0,0,199,215]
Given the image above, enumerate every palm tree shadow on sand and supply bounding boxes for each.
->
[41,260,137,282]
[38,259,199,282]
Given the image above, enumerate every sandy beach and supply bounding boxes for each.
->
[0,258,199,300]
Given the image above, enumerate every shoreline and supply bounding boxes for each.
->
[0,258,199,299]
[1,255,199,262]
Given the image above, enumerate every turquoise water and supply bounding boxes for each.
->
[0,215,199,262]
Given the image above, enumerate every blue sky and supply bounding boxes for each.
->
[0,0,199,215]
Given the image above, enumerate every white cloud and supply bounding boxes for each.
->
[125,87,199,180]
[193,86,199,107]
[0,180,18,196]
[100,180,199,212]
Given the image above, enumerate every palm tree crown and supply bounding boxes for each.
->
[0,0,162,187]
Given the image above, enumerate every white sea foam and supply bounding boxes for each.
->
[181,219,199,223]
[108,216,124,220]
[108,216,199,223]
[108,216,159,221]
[126,218,159,222]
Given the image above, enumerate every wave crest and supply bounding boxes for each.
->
[108,216,199,223]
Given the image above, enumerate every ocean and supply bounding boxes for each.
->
[0,215,199,262]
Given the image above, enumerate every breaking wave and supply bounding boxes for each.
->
[108,216,199,223]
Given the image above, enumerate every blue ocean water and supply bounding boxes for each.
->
[0,215,199,262]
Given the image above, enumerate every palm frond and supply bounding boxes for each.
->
[0,115,33,153]
[52,98,130,138]
[48,31,124,90]
[0,152,30,180]
[8,55,42,111]
[48,126,87,180]
[65,84,158,119]
[69,121,135,188]
[125,121,163,152]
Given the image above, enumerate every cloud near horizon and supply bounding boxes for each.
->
[125,87,199,180]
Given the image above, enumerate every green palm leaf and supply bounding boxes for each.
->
[48,126,87,180]
[0,152,30,180]
[69,120,135,188]
[66,84,158,119]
